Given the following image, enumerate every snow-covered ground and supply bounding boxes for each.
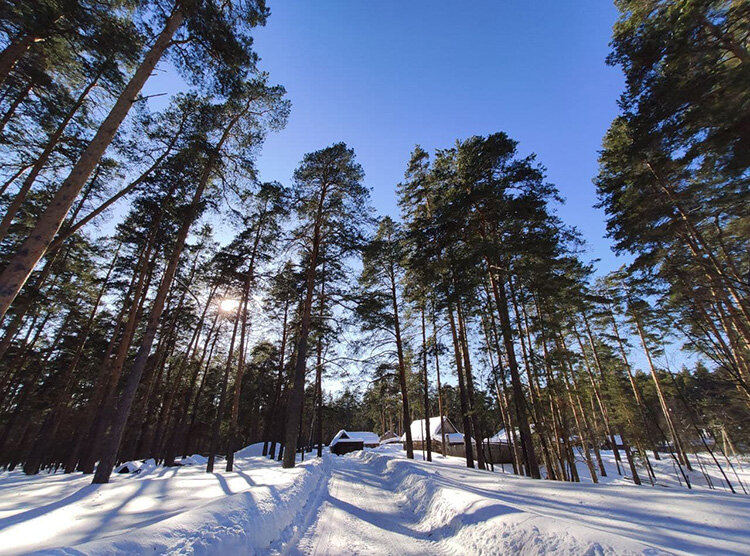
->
[574,447,748,494]
[1,444,749,555]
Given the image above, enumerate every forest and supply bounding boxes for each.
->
[0,0,747,497]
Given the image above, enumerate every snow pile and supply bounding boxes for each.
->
[233,442,268,458]
[177,454,208,466]
[114,460,143,474]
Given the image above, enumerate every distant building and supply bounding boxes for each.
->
[484,429,516,464]
[329,430,380,455]
[379,430,401,445]
[401,417,465,455]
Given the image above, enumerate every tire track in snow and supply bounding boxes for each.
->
[280,454,453,556]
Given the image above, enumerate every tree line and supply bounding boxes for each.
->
[0,0,746,490]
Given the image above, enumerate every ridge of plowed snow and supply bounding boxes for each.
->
[284,449,750,555]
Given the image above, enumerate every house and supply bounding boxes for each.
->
[484,429,515,464]
[379,430,401,445]
[329,430,380,455]
[485,428,514,444]
[401,417,466,456]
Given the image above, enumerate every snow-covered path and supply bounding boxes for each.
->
[287,455,448,555]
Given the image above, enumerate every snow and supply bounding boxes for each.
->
[330,430,380,447]
[571,447,748,494]
[486,429,513,444]
[0,443,748,554]
[343,431,380,446]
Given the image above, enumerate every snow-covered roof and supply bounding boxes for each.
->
[400,417,462,444]
[379,431,401,444]
[347,431,380,444]
[380,436,402,445]
[486,429,514,444]
[330,430,380,447]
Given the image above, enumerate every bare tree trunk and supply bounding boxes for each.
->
[603,307,660,461]
[431,303,447,457]
[263,298,289,456]
[629,303,691,470]
[421,305,432,462]
[447,305,474,468]
[0,78,32,134]
[93,92,254,484]
[206,305,240,473]
[456,299,485,470]
[488,269,540,478]
[185,320,224,456]
[283,181,329,469]
[390,263,413,460]
[22,244,119,474]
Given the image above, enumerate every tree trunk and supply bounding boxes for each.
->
[421,306,432,462]
[487,268,540,478]
[206,306,240,473]
[430,304,447,457]
[283,183,329,469]
[629,304,691,470]
[390,263,413,460]
[22,244,119,474]
[447,305,474,468]
[92,91,254,484]
[0,69,101,243]
[456,299,485,470]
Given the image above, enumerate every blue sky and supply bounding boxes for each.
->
[248,1,627,274]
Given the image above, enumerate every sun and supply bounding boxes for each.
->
[219,298,240,312]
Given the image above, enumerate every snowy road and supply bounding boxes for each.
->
[286,455,449,555]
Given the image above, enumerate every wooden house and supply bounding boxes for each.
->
[379,430,401,445]
[329,430,380,455]
[401,417,466,456]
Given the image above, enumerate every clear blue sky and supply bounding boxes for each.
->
[249,1,627,273]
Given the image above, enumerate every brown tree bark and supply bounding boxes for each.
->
[447,305,474,468]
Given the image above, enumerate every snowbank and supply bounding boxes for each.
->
[0,450,325,555]
[48,459,326,555]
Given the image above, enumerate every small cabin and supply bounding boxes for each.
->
[483,429,516,464]
[379,430,401,445]
[401,416,466,456]
[330,430,380,455]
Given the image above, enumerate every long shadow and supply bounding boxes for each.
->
[324,485,521,545]
[212,472,234,496]
[0,483,101,529]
